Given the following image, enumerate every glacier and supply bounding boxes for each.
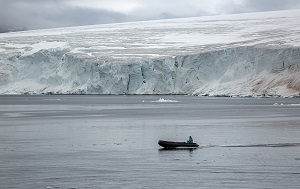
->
[0,10,300,96]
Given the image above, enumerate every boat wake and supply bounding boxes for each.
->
[201,143,300,148]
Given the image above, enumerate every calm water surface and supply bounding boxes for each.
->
[0,95,300,189]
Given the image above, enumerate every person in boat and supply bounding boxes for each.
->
[187,136,193,143]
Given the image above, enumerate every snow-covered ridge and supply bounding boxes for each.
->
[0,10,300,96]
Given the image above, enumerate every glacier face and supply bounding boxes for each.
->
[0,10,300,96]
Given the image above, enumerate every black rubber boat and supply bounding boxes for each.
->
[158,140,199,148]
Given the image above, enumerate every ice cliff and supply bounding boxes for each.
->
[0,10,300,96]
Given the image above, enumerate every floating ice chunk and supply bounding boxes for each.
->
[152,98,179,102]
[42,99,63,101]
[273,103,300,106]
[273,103,284,106]
[289,103,300,106]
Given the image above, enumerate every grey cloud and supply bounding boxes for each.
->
[132,0,300,19]
[126,0,300,22]
[130,0,210,20]
[241,0,300,12]
[0,0,300,33]
[0,0,135,32]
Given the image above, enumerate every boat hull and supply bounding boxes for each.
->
[158,140,199,148]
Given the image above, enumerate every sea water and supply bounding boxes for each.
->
[0,95,300,189]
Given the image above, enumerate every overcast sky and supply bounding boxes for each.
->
[1,0,300,32]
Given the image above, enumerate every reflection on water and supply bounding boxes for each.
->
[159,147,197,151]
[0,95,300,189]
